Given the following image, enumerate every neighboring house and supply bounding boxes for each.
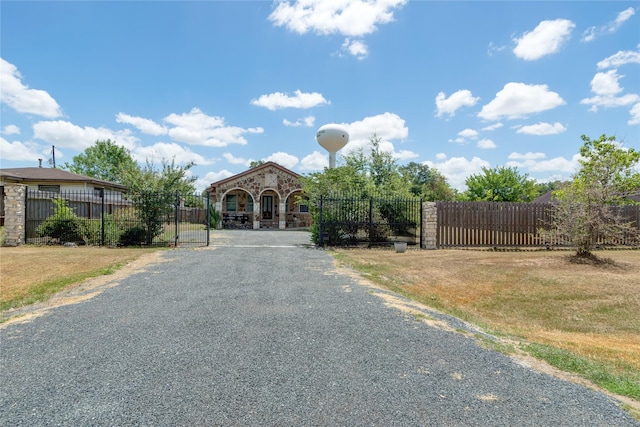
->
[206,162,310,230]
[0,167,128,227]
[0,167,128,194]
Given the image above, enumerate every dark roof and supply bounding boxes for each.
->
[206,161,301,192]
[0,167,128,190]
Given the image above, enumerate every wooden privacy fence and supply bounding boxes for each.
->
[435,201,640,248]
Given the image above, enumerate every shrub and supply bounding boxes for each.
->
[119,226,147,246]
[36,198,86,244]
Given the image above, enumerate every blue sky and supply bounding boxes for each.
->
[1,1,639,192]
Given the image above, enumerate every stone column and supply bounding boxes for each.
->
[3,184,27,246]
[421,202,437,249]
[253,199,260,229]
[278,201,286,230]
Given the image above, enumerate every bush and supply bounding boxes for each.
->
[119,226,147,246]
[36,198,86,244]
[84,216,122,246]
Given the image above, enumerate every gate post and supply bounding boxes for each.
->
[100,188,105,246]
[2,184,27,246]
[422,202,437,249]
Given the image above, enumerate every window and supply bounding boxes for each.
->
[299,204,309,213]
[38,185,60,193]
[247,198,254,212]
[226,194,237,211]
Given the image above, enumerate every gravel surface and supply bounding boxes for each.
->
[1,230,638,426]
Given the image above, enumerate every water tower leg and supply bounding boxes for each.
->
[329,152,336,169]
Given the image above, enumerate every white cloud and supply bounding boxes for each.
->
[513,19,575,60]
[629,102,640,125]
[263,151,299,169]
[435,152,447,160]
[32,120,139,151]
[251,90,329,110]
[223,152,252,166]
[478,82,565,120]
[458,128,478,139]
[268,0,407,37]
[2,125,20,135]
[283,116,315,127]
[481,123,503,131]
[516,122,567,135]
[597,46,640,69]
[341,38,368,60]
[0,58,62,118]
[582,7,636,42]
[477,139,496,149]
[487,42,508,57]
[341,112,409,156]
[300,150,329,170]
[197,170,235,192]
[581,70,640,112]
[165,108,263,147]
[508,152,546,161]
[435,89,479,118]
[0,137,44,162]
[589,69,624,95]
[131,142,213,166]
[116,113,168,136]
[506,152,580,173]
[395,149,419,161]
[424,156,491,191]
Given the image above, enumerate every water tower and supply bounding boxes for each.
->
[316,124,349,168]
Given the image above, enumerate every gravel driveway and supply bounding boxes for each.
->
[1,230,637,426]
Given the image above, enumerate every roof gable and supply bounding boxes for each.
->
[207,162,301,191]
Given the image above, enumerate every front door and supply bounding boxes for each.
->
[262,195,273,220]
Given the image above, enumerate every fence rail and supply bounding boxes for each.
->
[318,194,422,247]
[26,189,210,247]
[436,201,640,248]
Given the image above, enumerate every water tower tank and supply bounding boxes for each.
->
[316,124,349,168]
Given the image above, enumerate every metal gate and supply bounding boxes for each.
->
[25,189,210,247]
[318,193,422,247]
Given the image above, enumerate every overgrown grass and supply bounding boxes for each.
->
[0,226,5,246]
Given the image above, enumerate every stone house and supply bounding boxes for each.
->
[206,162,311,230]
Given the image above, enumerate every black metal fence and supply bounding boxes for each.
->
[26,189,210,247]
[317,193,422,247]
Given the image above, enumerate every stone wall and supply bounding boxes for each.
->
[421,202,437,250]
[2,184,26,246]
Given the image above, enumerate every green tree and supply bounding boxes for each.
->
[301,134,433,243]
[542,134,640,258]
[62,139,138,184]
[249,160,265,168]
[399,162,457,201]
[463,166,539,202]
[123,159,198,244]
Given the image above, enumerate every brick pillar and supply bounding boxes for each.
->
[421,202,437,249]
[3,184,27,246]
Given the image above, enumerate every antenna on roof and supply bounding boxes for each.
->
[38,159,43,168]
[48,146,56,168]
